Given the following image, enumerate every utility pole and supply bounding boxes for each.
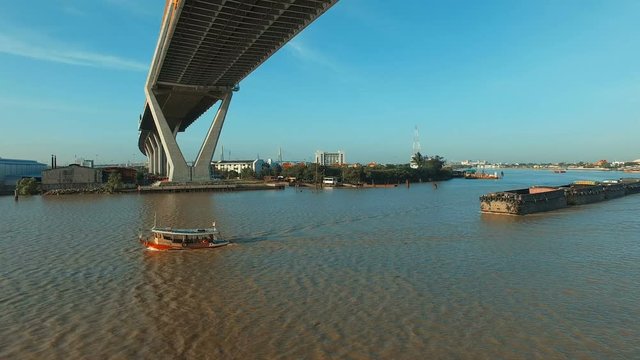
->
[315,158,319,190]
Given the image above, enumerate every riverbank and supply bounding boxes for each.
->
[137,182,284,193]
[39,181,285,195]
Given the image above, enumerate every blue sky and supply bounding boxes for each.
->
[1,0,639,165]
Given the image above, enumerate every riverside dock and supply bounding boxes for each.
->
[480,178,640,215]
[137,182,285,193]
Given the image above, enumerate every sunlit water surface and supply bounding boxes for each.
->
[1,170,639,359]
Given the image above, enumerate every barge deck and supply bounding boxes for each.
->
[480,178,640,215]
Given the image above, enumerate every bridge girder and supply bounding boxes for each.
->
[138,0,338,182]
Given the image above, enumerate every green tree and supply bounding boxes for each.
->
[227,170,239,179]
[343,166,365,184]
[411,152,425,168]
[136,170,145,185]
[424,156,445,173]
[240,168,256,180]
[300,164,320,182]
[105,172,123,193]
[16,177,39,195]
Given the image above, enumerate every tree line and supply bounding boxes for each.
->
[220,153,451,184]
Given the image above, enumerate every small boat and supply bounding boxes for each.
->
[553,169,566,173]
[139,222,229,251]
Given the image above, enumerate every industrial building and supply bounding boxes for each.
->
[42,164,103,191]
[0,157,48,194]
[315,151,345,166]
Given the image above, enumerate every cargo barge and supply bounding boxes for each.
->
[480,178,640,215]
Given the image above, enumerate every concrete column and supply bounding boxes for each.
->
[144,141,153,174]
[145,87,190,182]
[167,121,181,178]
[173,121,181,138]
[161,140,167,176]
[158,135,166,176]
[152,133,163,176]
[158,139,165,176]
[149,137,157,174]
[192,92,233,181]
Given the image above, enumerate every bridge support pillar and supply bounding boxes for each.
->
[152,133,163,176]
[144,142,153,174]
[148,136,157,175]
[192,92,233,181]
[145,87,191,182]
[153,132,165,176]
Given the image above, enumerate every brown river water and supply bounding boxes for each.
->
[1,170,639,359]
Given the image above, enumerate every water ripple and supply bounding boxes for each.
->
[1,171,640,359]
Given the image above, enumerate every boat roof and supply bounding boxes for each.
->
[152,227,218,235]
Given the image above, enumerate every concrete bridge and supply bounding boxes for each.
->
[138,0,337,182]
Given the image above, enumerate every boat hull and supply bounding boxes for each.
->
[140,238,229,251]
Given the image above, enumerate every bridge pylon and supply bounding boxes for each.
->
[138,0,337,182]
[192,92,233,181]
[145,87,190,182]
[143,87,233,182]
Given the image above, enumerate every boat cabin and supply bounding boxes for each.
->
[140,226,228,251]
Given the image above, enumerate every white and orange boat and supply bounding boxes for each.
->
[139,222,229,251]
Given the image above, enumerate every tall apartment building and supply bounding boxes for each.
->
[315,151,345,166]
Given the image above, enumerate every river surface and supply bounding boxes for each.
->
[1,169,639,359]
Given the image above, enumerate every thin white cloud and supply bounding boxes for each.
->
[286,38,342,73]
[0,31,147,72]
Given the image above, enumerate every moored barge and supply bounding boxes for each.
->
[480,187,566,215]
[480,178,640,215]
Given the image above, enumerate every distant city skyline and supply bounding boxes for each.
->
[1,0,639,166]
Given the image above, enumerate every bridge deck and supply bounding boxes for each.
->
[139,0,337,153]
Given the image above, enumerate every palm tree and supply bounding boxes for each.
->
[411,152,424,169]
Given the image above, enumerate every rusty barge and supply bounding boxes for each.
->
[480,178,640,215]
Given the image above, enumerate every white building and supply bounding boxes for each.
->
[460,160,488,166]
[212,159,265,176]
[315,151,345,166]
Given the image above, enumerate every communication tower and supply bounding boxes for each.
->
[410,126,422,169]
[412,125,421,155]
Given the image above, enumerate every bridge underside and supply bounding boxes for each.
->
[139,0,337,182]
